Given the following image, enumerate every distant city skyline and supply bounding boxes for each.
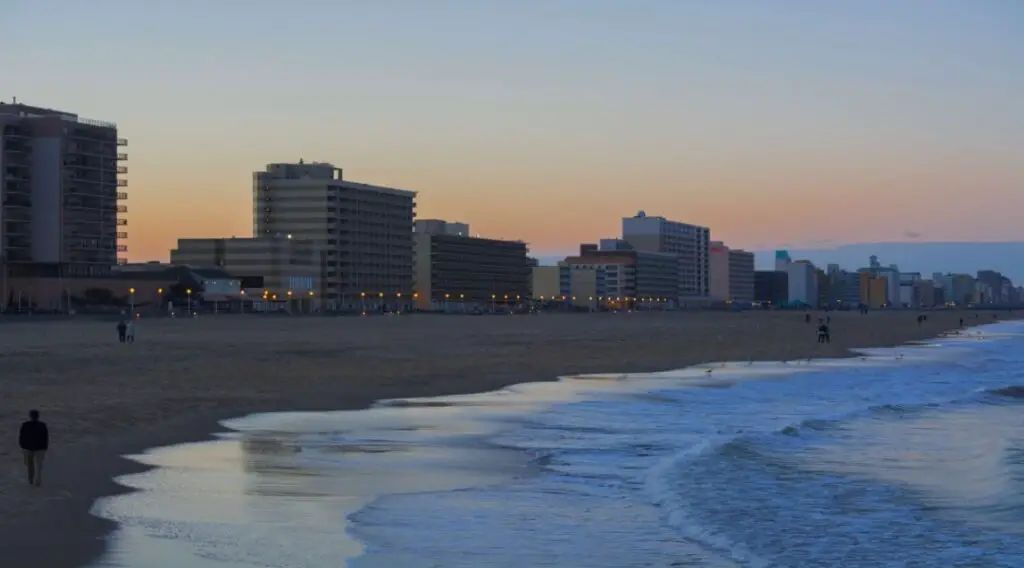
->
[4,1,1022,262]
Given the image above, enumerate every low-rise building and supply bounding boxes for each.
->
[413,220,530,311]
[170,236,322,298]
[531,265,563,300]
[561,240,678,310]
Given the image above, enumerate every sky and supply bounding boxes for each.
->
[2,1,1022,263]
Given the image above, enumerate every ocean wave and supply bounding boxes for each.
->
[643,439,769,567]
[988,385,1024,399]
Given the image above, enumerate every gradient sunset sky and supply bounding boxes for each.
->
[3,1,1022,262]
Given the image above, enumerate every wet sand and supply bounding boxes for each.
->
[0,309,1012,567]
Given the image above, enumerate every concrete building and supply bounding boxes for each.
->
[622,211,710,301]
[253,161,416,310]
[170,236,322,299]
[754,271,788,305]
[859,272,888,309]
[786,260,819,307]
[898,272,922,307]
[774,250,792,272]
[977,270,1012,305]
[562,240,678,310]
[728,248,755,304]
[825,264,861,307]
[1,101,126,286]
[413,219,530,311]
[709,241,754,304]
[914,279,936,308]
[531,265,563,300]
[933,273,976,306]
[709,241,730,302]
[775,251,818,307]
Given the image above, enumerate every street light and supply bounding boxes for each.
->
[129,287,136,315]
[186,288,192,315]
[240,289,246,313]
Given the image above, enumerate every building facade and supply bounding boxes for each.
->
[728,248,754,304]
[253,161,415,310]
[622,211,710,300]
[413,220,531,311]
[709,241,754,304]
[786,260,818,307]
[1,101,126,286]
[754,271,788,305]
[531,265,563,299]
[562,241,678,309]
[825,264,861,307]
[170,236,322,298]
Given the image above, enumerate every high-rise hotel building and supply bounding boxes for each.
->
[252,161,415,309]
[0,101,126,279]
[622,211,710,300]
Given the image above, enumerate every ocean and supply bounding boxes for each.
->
[92,321,1024,567]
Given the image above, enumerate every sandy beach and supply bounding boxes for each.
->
[0,309,1012,567]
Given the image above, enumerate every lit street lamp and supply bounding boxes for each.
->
[129,287,136,315]
[186,288,192,315]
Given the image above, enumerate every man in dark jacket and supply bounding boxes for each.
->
[19,410,48,487]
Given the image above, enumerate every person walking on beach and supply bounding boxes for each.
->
[117,319,127,343]
[126,320,136,344]
[19,410,48,487]
[817,323,830,344]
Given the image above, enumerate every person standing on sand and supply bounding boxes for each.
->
[19,410,48,487]
[126,320,136,344]
[117,319,127,343]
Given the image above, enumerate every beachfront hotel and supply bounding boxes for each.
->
[253,161,416,311]
[539,240,678,310]
[708,240,755,305]
[0,101,126,280]
[621,211,710,302]
[412,219,531,311]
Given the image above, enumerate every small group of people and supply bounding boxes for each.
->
[817,321,831,343]
[116,319,136,343]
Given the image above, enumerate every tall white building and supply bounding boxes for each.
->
[621,211,710,300]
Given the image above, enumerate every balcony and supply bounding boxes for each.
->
[116,219,127,226]
[116,166,127,174]
[117,138,127,146]
[116,232,128,239]
[117,179,127,187]
[117,205,127,213]
[116,153,127,161]
[116,192,128,200]
[117,245,128,253]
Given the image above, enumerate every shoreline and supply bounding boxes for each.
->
[0,310,1016,567]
